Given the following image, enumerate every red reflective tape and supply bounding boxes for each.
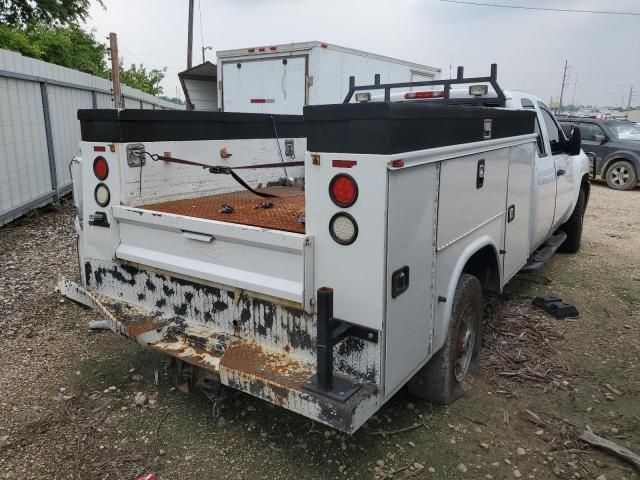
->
[250,99,266,103]
[269,46,277,51]
[93,145,106,152]
[258,47,265,52]
[247,48,255,53]
[332,160,357,168]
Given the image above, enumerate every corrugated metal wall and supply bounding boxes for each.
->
[0,48,183,226]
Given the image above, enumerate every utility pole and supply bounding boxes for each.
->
[628,86,634,110]
[109,33,122,109]
[187,0,194,70]
[558,59,569,113]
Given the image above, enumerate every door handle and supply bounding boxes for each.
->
[182,231,214,242]
[557,169,566,176]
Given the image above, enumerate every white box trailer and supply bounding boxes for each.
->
[217,41,441,114]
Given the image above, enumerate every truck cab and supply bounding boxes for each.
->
[507,92,588,252]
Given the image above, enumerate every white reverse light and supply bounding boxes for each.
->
[94,183,111,207]
[329,212,358,245]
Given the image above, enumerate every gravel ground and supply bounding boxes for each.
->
[0,183,638,480]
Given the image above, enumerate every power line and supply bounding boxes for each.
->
[440,0,640,16]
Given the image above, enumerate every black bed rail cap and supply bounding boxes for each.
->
[305,102,536,155]
[77,109,305,142]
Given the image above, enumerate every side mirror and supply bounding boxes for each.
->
[594,133,607,143]
[565,125,582,156]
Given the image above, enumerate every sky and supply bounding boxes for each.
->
[84,0,640,108]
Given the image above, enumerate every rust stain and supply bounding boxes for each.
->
[140,186,305,234]
[95,293,168,336]
[220,341,311,392]
[151,341,220,372]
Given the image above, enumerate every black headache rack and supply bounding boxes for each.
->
[343,63,507,107]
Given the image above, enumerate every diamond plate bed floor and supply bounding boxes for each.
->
[139,186,306,234]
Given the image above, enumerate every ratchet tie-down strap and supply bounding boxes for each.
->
[142,152,303,198]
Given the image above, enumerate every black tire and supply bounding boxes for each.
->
[605,160,638,190]
[408,274,483,404]
[558,188,586,253]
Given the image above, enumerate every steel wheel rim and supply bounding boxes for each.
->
[454,305,476,382]
[611,166,630,186]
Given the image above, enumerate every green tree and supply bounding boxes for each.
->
[0,22,168,95]
[120,63,166,96]
[0,22,109,77]
[0,0,104,27]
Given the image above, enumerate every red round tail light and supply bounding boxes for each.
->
[329,174,358,208]
[93,156,109,180]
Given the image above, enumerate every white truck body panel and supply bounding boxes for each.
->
[119,139,306,205]
[217,42,441,114]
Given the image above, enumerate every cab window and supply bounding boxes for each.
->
[539,108,565,155]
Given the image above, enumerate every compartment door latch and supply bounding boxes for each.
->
[476,159,486,188]
[391,266,410,298]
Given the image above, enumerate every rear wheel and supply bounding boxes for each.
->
[558,188,586,253]
[605,160,637,190]
[408,274,483,404]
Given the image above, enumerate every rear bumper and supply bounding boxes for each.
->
[58,279,379,433]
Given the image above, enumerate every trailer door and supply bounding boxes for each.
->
[222,56,307,114]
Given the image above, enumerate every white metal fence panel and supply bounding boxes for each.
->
[0,76,52,222]
[0,48,184,225]
[96,92,113,109]
[47,84,93,190]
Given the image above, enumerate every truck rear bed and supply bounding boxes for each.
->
[140,186,305,234]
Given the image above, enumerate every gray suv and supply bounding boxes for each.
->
[559,117,640,190]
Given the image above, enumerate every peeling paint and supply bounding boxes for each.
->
[77,259,382,399]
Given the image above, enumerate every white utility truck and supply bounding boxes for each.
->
[61,65,590,433]
[217,41,441,114]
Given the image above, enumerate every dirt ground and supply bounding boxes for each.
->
[0,182,638,480]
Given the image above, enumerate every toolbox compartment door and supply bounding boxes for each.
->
[384,162,438,396]
[503,143,535,280]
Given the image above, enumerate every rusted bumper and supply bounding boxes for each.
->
[58,279,379,433]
